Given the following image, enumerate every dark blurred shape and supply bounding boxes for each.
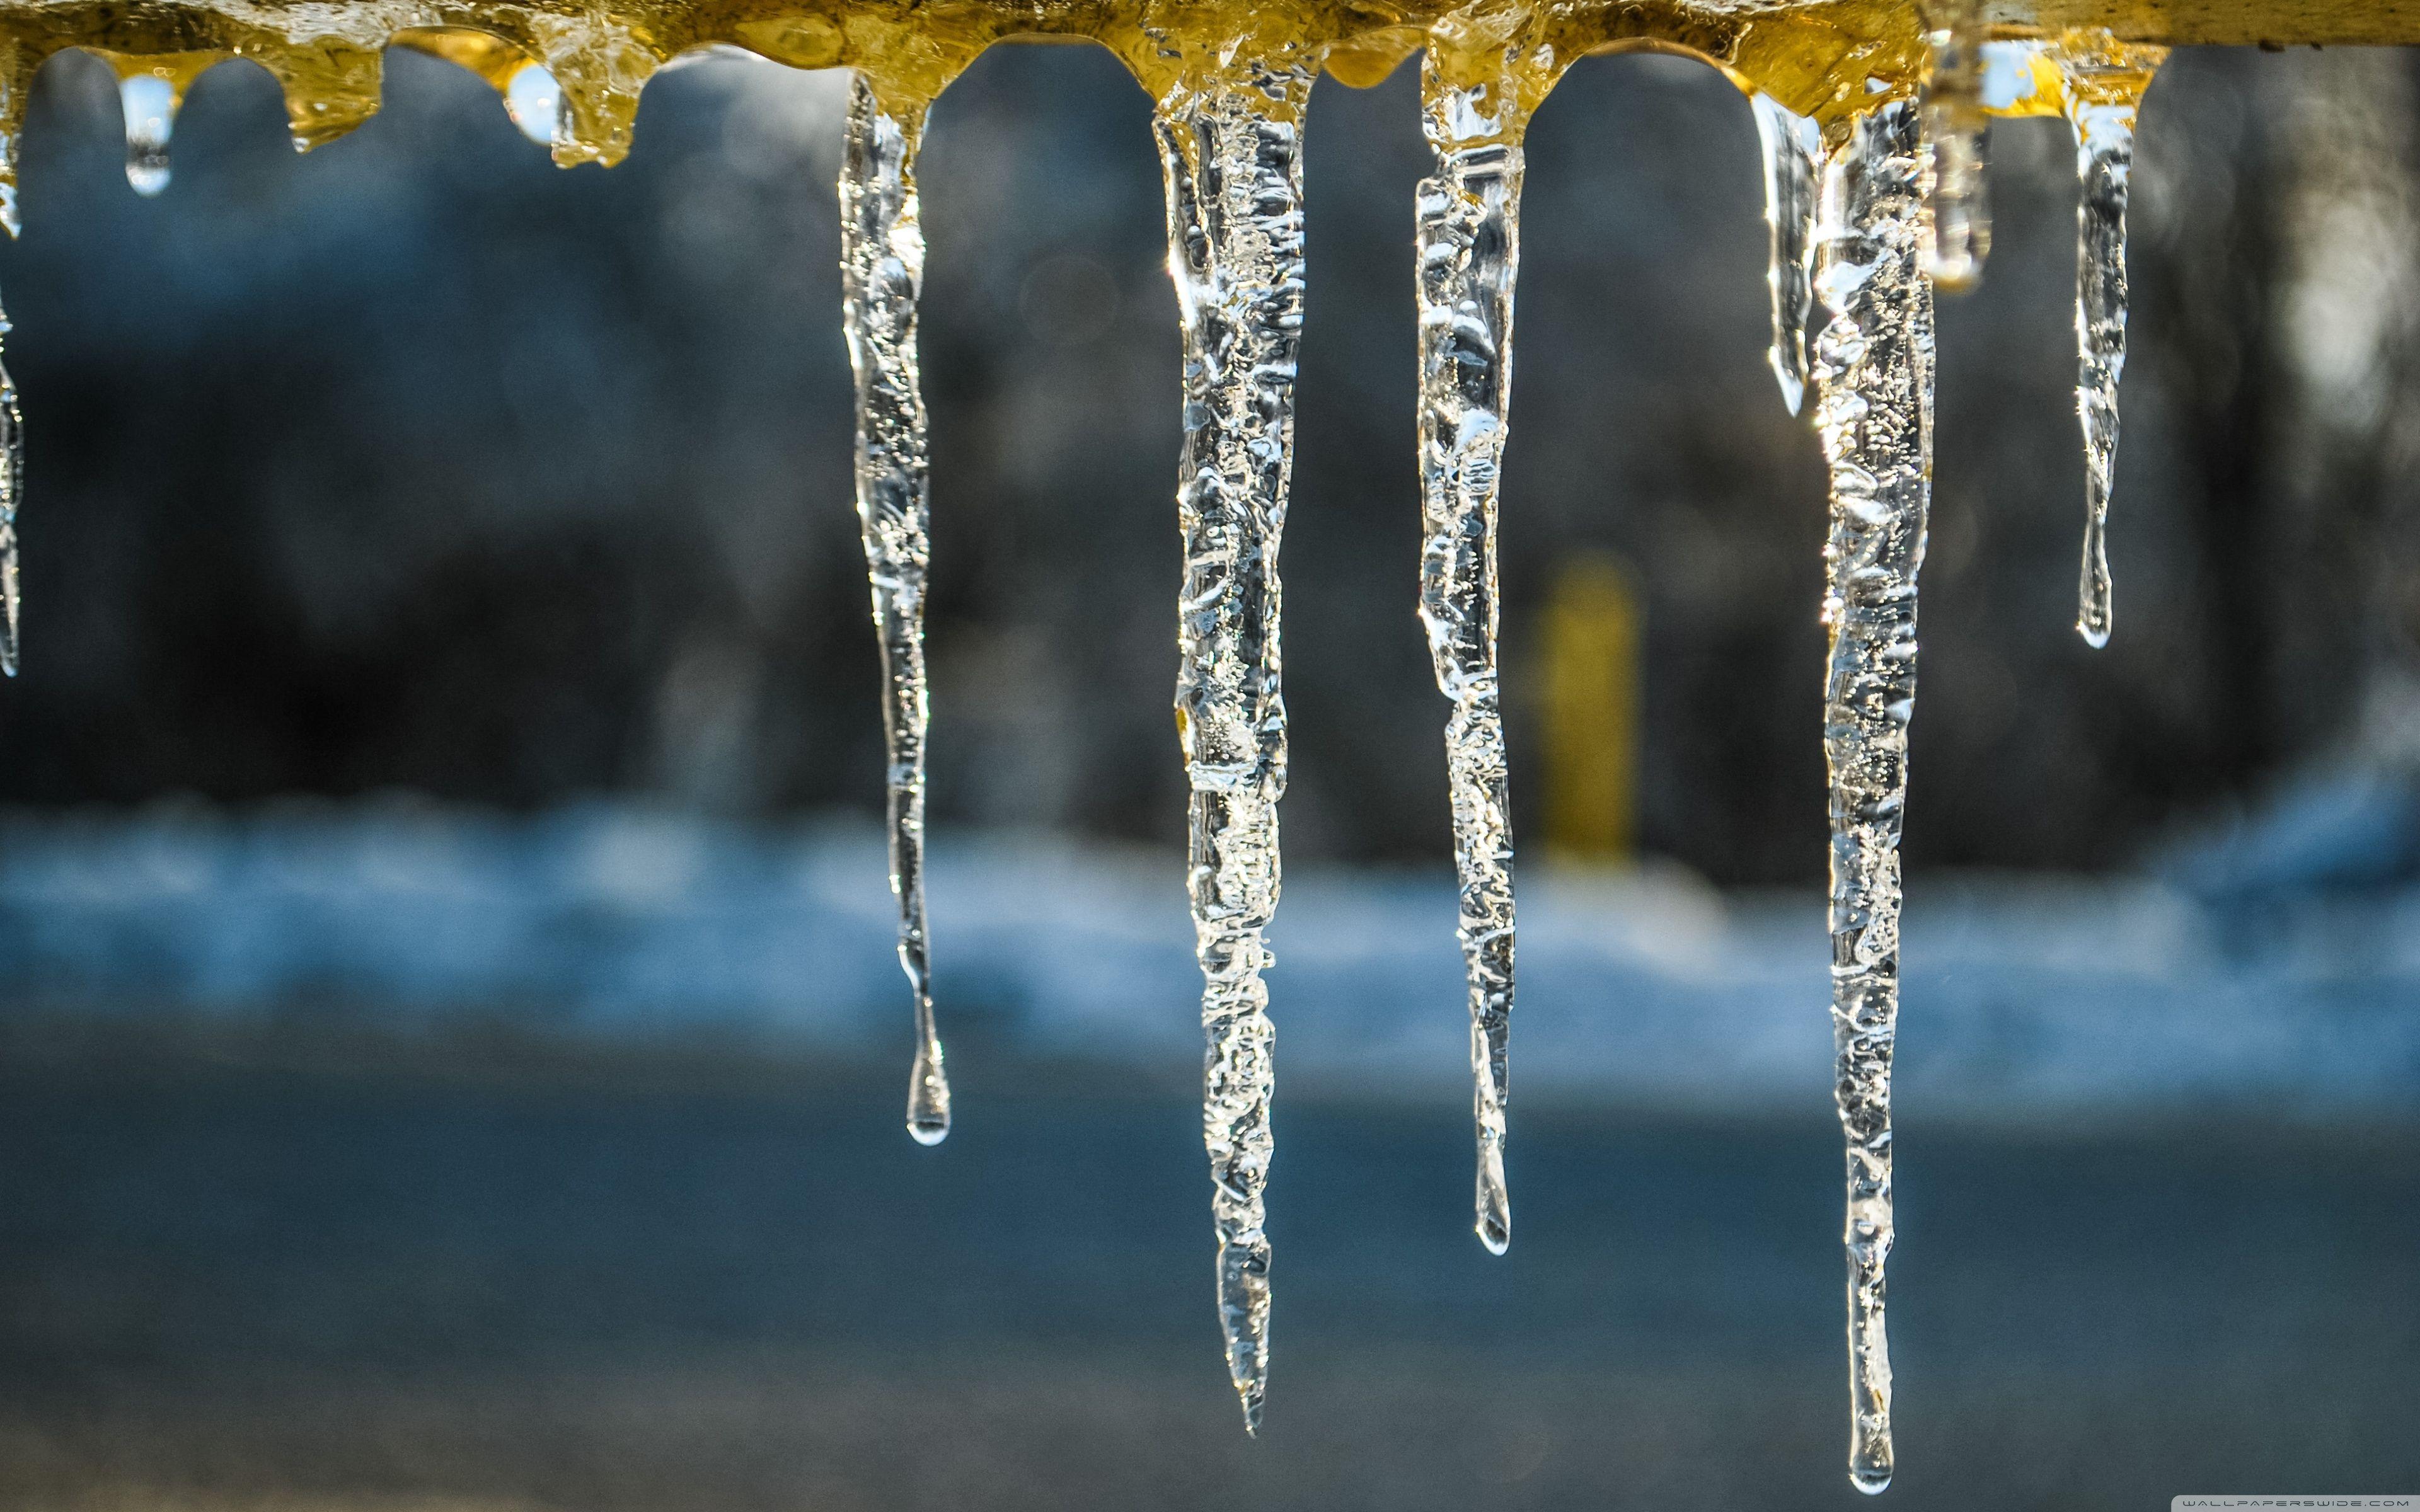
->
[0,44,2416,881]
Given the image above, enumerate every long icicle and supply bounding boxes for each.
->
[1152,51,1316,1435]
[1752,93,1823,416]
[1810,98,1933,1497]
[0,273,20,675]
[2059,37,2164,648]
[839,72,949,1146]
[1417,23,1529,1257]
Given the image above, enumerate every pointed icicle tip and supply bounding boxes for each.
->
[1477,1210,1510,1256]
[119,74,178,197]
[906,1043,950,1145]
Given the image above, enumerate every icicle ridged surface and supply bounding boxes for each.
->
[1416,35,1525,1258]
[840,72,948,1147]
[1918,0,1990,289]
[1753,93,1822,416]
[2059,37,2160,648]
[1811,98,1932,1498]
[0,276,18,675]
[1153,52,1314,1435]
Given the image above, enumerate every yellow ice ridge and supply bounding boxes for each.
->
[0,0,2393,190]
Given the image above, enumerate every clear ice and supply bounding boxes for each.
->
[1918,0,1991,290]
[2059,40,2159,648]
[118,72,176,196]
[0,276,16,675]
[1811,98,1933,1497]
[1153,51,1316,1433]
[1416,37,1527,1257]
[1752,93,1823,416]
[839,72,950,1147]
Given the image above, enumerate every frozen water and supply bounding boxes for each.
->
[839,74,950,1146]
[1416,52,1524,1257]
[0,276,18,675]
[2060,41,2161,647]
[1811,98,1933,1496]
[1153,52,1317,1434]
[1918,1,1991,290]
[1752,94,1823,416]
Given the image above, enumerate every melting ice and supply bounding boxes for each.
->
[1811,98,1933,1496]
[1153,52,1316,1434]
[1753,94,1822,416]
[839,72,951,1145]
[1416,44,1527,1256]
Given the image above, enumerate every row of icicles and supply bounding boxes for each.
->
[0,13,2167,1494]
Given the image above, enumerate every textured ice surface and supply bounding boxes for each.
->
[1417,50,1523,1257]
[1811,100,1933,1496]
[0,273,19,675]
[1153,53,1317,1434]
[840,74,950,1146]
[1753,93,1823,416]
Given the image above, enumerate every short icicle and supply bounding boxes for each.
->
[118,72,178,196]
[2058,35,2164,648]
[1151,49,1317,1434]
[1751,93,1823,416]
[1809,98,1934,1496]
[1417,14,1536,1258]
[839,72,950,1147]
[1917,0,1990,290]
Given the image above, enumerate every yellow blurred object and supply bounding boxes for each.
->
[1539,553,1642,864]
[0,0,2395,190]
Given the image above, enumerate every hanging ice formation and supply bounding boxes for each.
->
[1151,46,1317,1433]
[2055,35,2164,647]
[116,69,178,194]
[839,71,951,1147]
[1918,0,1991,290]
[0,274,19,676]
[1416,6,1552,1257]
[1753,93,1822,416]
[0,0,2215,1478]
[1811,98,1933,1496]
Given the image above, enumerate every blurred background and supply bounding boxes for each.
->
[0,35,2416,1511]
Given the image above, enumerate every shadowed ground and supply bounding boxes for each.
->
[1,1035,2414,1510]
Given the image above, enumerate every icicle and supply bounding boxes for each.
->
[526,16,655,168]
[1417,25,1531,1258]
[505,62,564,149]
[260,42,384,154]
[1752,93,1822,416]
[1918,0,1990,290]
[1152,50,1317,1435]
[1810,98,1933,1497]
[0,277,21,674]
[118,72,177,196]
[839,73,949,1147]
[2058,36,2164,648]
